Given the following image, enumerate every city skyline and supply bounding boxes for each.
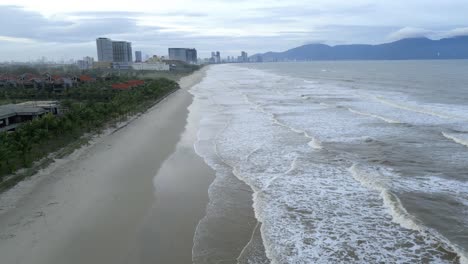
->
[1,1,468,61]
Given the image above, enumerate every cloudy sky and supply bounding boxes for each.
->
[1,0,468,61]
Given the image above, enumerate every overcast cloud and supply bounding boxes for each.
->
[0,0,467,61]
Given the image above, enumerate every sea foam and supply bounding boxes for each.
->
[191,64,468,263]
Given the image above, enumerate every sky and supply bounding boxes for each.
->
[0,0,468,61]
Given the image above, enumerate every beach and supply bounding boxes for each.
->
[0,68,214,264]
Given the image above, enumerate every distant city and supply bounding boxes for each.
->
[0,37,257,70]
[3,34,468,68]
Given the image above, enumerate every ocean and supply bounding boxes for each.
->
[190,61,468,263]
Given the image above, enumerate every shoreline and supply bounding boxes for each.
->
[0,68,209,263]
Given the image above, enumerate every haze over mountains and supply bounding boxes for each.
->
[253,36,468,61]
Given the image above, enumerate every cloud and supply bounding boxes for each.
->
[442,27,468,38]
[1,1,468,61]
[66,11,207,18]
[387,27,433,41]
[0,6,71,38]
[0,6,164,43]
[0,35,36,43]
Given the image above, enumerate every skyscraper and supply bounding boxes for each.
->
[112,41,132,63]
[185,49,198,64]
[168,48,198,63]
[96,38,113,62]
[135,51,142,62]
[241,51,248,62]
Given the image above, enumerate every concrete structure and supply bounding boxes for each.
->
[96,38,113,62]
[132,62,170,71]
[17,101,61,115]
[0,104,48,132]
[135,51,142,62]
[168,48,198,63]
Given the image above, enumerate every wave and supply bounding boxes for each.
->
[191,64,468,263]
[375,96,459,119]
[242,93,324,150]
[442,132,468,147]
[348,108,401,124]
[349,164,423,230]
[350,163,468,263]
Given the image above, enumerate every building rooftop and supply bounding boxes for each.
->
[0,104,47,119]
[16,101,59,108]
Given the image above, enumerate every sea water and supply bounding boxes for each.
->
[191,61,468,263]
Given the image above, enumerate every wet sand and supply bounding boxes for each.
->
[0,68,210,264]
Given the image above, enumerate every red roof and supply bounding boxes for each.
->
[0,74,17,80]
[111,80,144,90]
[111,83,132,89]
[126,80,145,86]
[79,75,94,82]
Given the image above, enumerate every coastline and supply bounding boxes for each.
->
[0,68,209,263]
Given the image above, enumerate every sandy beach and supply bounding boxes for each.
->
[0,68,212,264]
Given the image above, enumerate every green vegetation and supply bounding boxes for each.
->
[0,77,179,189]
[0,64,81,76]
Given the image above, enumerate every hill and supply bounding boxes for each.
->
[253,36,468,61]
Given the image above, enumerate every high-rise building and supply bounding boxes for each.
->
[135,51,142,62]
[96,38,113,62]
[210,51,221,63]
[84,56,94,65]
[76,56,95,70]
[96,37,132,64]
[186,49,198,64]
[241,51,248,62]
[168,48,198,63]
[112,41,132,63]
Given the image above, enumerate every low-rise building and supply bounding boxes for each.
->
[131,62,170,71]
[0,104,48,132]
[16,101,61,115]
[93,61,112,69]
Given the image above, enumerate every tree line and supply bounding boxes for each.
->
[0,77,179,185]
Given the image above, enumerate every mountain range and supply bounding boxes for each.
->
[252,36,468,61]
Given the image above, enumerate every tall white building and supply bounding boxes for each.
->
[96,38,113,62]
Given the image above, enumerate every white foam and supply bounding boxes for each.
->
[348,108,401,124]
[442,132,468,147]
[190,64,468,263]
[349,164,423,231]
[375,95,461,119]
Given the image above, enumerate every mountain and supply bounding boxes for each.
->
[253,36,468,61]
